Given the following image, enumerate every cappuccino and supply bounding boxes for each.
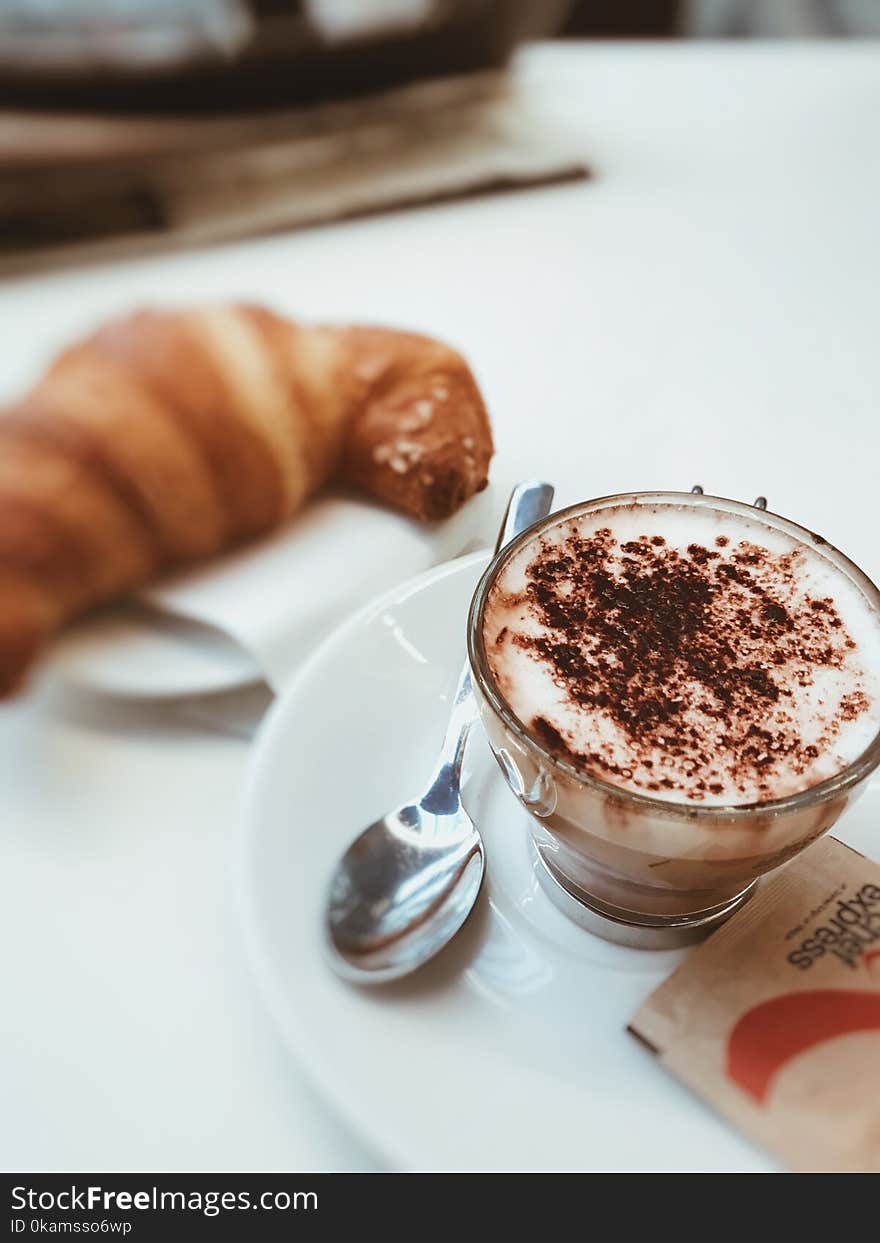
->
[484,501,880,807]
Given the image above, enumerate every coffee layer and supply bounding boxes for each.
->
[484,503,880,806]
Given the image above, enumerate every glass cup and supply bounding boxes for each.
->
[466,491,880,943]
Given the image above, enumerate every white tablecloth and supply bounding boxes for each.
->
[2,40,879,1171]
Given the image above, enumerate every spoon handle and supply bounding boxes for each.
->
[421,481,555,811]
[495,480,557,550]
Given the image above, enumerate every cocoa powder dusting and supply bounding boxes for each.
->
[496,523,872,802]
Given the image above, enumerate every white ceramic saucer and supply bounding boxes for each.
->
[239,552,880,1172]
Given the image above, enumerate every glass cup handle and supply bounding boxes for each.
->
[691,484,767,510]
[497,748,558,818]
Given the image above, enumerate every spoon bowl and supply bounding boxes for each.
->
[325,806,483,981]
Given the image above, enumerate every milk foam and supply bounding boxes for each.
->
[484,502,880,806]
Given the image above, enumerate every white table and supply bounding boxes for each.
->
[2,41,879,1172]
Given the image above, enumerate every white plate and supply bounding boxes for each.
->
[50,603,259,699]
[239,552,880,1172]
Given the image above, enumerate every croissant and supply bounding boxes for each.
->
[0,304,493,695]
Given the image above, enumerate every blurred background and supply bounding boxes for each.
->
[2,0,878,273]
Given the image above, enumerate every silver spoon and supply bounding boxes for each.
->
[324,479,555,983]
